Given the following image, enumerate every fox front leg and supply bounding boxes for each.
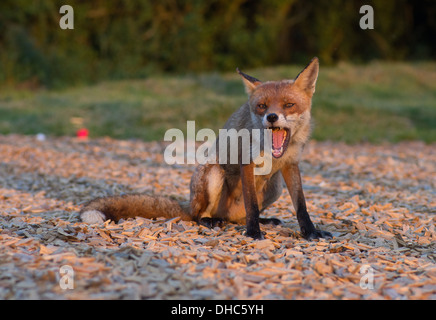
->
[281,163,332,240]
[240,163,263,240]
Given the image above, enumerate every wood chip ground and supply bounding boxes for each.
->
[0,134,435,299]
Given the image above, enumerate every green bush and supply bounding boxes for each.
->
[0,0,434,88]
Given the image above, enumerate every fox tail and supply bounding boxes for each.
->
[80,194,192,224]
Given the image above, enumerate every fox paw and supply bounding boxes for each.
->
[245,229,265,240]
[259,217,282,226]
[199,217,225,228]
[302,228,332,240]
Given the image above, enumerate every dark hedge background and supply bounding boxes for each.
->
[1,0,435,88]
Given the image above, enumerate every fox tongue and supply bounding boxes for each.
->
[271,129,286,157]
[272,129,285,150]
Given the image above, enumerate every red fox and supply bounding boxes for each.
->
[81,57,332,240]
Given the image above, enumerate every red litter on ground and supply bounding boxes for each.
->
[76,128,89,139]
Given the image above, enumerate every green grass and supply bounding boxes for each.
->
[0,61,435,143]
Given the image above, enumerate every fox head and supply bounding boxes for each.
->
[237,57,319,158]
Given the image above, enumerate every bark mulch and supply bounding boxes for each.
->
[0,134,434,299]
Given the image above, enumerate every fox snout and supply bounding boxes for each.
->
[263,113,289,130]
[266,113,278,124]
[261,112,292,158]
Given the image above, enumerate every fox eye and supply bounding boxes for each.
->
[257,103,268,110]
[284,103,295,109]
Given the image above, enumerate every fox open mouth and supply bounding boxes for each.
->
[270,127,290,158]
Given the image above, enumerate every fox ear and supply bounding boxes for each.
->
[237,68,262,95]
[294,57,319,96]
